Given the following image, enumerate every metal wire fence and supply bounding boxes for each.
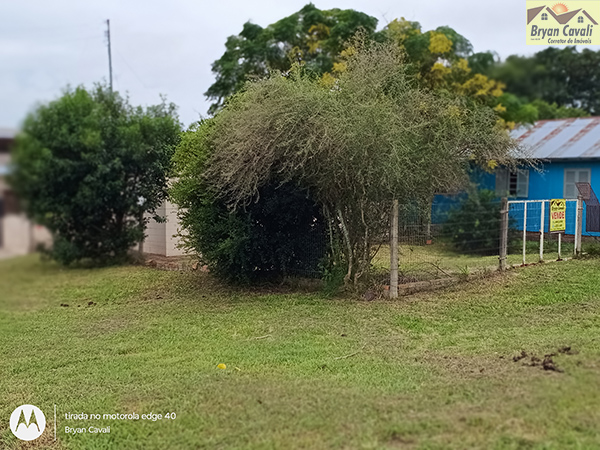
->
[378,196,595,284]
[373,199,505,282]
[147,197,597,282]
[506,200,578,264]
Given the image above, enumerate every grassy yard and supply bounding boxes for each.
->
[1,255,600,449]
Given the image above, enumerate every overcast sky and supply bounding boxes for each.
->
[2,0,600,129]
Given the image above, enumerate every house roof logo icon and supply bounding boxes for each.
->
[9,405,46,441]
[528,4,599,25]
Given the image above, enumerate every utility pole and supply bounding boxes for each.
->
[106,19,113,92]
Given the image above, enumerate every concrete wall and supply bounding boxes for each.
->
[0,201,186,258]
[164,200,186,257]
[142,203,167,255]
[0,153,10,171]
[143,200,187,257]
[1,213,52,255]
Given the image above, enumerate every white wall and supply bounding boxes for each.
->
[1,213,52,255]
[143,200,187,257]
[142,203,167,255]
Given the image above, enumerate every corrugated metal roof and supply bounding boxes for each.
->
[512,117,600,160]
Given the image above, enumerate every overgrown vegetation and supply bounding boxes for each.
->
[9,85,181,265]
[173,38,521,286]
[170,121,328,283]
[207,5,591,127]
[444,189,507,255]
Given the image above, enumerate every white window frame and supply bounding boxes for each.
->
[564,168,591,199]
[496,168,529,198]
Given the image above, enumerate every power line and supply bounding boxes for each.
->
[115,48,151,89]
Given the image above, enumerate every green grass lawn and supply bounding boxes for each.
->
[1,255,600,449]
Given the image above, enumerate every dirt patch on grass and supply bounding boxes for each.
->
[386,431,417,448]
[422,352,517,380]
[512,346,580,373]
[422,345,582,379]
[141,253,200,272]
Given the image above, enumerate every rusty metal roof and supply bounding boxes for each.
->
[512,117,600,160]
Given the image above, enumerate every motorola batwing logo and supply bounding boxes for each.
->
[10,405,46,441]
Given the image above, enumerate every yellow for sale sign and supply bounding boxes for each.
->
[550,199,566,232]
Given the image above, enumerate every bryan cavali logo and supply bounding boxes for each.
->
[10,405,46,441]
[526,1,600,44]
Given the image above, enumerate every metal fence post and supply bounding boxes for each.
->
[576,195,583,256]
[539,201,545,262]
[522,202,527,265]
[499,197,508,271]
[390,199,399,298]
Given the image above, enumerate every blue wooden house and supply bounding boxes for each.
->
[481,117,600,236]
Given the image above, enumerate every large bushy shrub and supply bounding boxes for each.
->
[174,38,522,286]
[170,121,328,283]
[9,85,181,265]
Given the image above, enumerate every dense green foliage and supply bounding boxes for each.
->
[170,121,327,283]
[9,85,181,265]
[185,39,520,285]
[207,6,591,126]
[205,3,378,113]
[484,47,598,116]
[444,189,510,255]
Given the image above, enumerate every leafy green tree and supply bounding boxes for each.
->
[530,99,589,120]
[379,22,589,126]
[382,18,473,80]
[9,85,181,265]
[486,47,600,115]
[205,3,378,113]
[338,19,529,128]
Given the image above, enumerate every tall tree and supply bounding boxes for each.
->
[10,85,181,265]
[205,3,378,113]
[486,47,600,115]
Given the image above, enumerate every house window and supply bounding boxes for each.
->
[564,168,590,198]
[578,16,584,23]
[496,168,529,198]
[541,12,548,20]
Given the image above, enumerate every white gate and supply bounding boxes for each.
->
[503,198,583,267]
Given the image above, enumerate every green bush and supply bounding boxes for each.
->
[443,189,507,255]
[582,241,600,257]
[9,85,181,265]
[170,121,328,284]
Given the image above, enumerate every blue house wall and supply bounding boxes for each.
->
[478,161,600,236]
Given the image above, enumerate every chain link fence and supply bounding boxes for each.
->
[374,198,504,282]
[380,195,597,285]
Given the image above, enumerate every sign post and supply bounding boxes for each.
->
[550,199,566,260]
